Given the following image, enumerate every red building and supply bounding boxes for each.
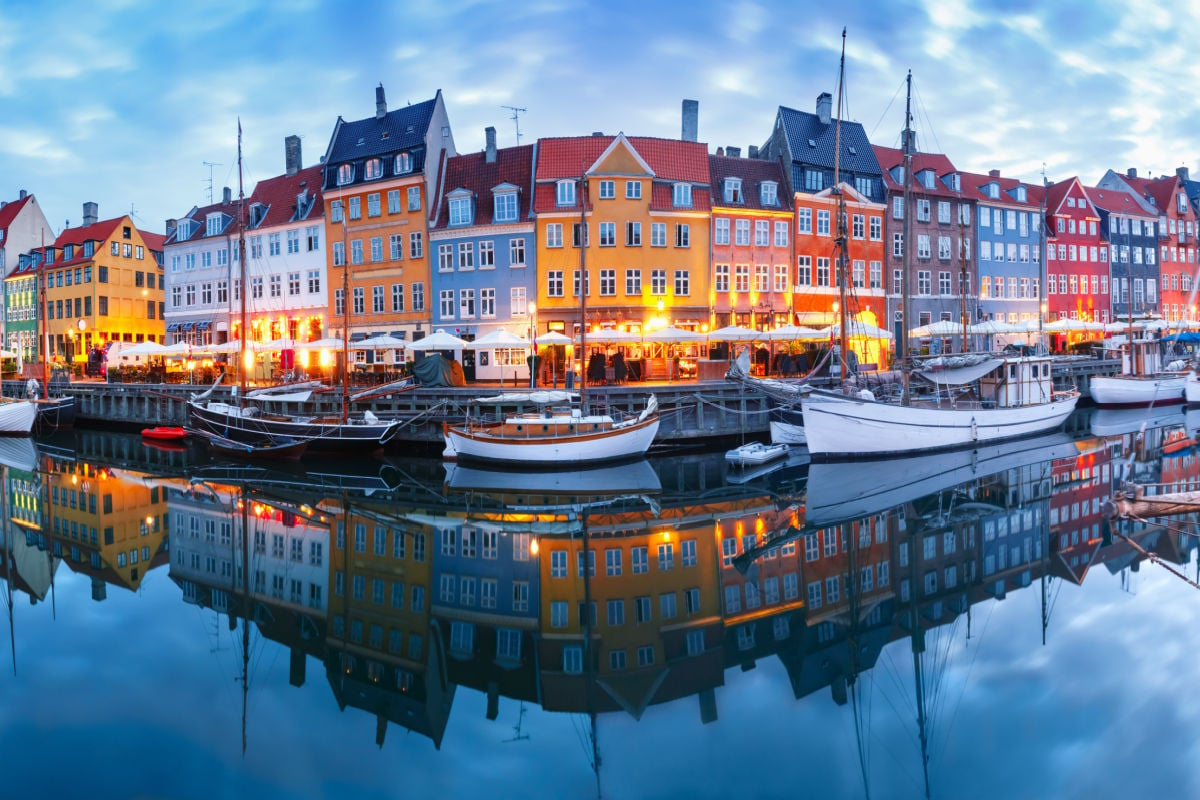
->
[1045,178,1108,335]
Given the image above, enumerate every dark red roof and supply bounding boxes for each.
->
[1044,177,1087,216]
[872,146,963,198]
[535,135,710,183]
[1121,173,1188,216]
[1084,185,1155,217]
[708,155,792,212]
[0,194,34,235]
[246,164,324,228]
[431,144,535,229]
[957,170,1042,209]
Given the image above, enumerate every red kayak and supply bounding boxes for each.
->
[141,426,189,442]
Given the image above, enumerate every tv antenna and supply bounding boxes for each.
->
[502,105,527,145]
[503,702,530,742]
[203,161,223,204]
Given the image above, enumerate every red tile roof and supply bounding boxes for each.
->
[0,194,33,235]
[957,170,1042,209]
[708,155,792,212]
[431,144,535,229]
[1083,185,1155,217]
[1120,173,1185,215]
[872,145,962,198]
[246,164,324,229]
[1044,177,1087,216]
[535,135,710,183]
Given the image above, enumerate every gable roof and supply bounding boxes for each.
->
[322,93,438,190]
[1084,185,1155,218]
[708,155,792,212]
[775,105,882,178]
[1043,177,1091,216]
[431,143,534,229]
[245,164,324,229]
[957,170,1042,209]
[0,194,34,237]
[1118,172,1188,215]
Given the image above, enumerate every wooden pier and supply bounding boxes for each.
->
[6,356,1121,446]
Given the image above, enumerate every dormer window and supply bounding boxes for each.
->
[177,219,193,239]
[760,181,778,207]
[249,203,266,227]
[950,174,961,192]
[206,213,223,236]
[64,244,74,260]
[83,241,94,257]
[448,194,472,226]
[395,153,412,174]
[724,178,743,204]
[494,188,518,223]
[364,158,383,180]
[920,170,935,189]
[894,167,905,185]
[988,183,1000,199]
[556,179,576,207]
[673,183,692,208]
[45,249,55,265]
[337,163,355,186]
[1016,186,1027,202]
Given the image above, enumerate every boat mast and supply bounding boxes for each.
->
[1039,167,1048,350]
[237,121,248,408]
[959,191,970,354]
[341,211,351,424]
[900,72,915,406]
[833,28,851,382]
[39,230,49,400]
[239,483,251,755]
[577,172,589,412]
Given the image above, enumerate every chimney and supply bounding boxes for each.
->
[375,84,387,120]
[1178,166,1190,182]
[18,189,27,200]
[1127,167,1137,179]
[681,99,699,142]
[165,219,177,236]
[82,202,98,226]
[902,129,918,154]
[222,186,232,205]
[592,131,604,137]
[285,134,302,177]
[988,169,1001,178]
[726,146,741,158]
[816,92,832,125]
[716,147,725,157]
[748,145,759,159]
[485,126,497,163]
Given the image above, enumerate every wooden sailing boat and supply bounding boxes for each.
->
[442,172,659,465]
[187,122,397,453]
[800,71,1080,459]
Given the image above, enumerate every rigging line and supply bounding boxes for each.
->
[910,79,945,160]
[868,79,906,141]
[877,648,925,754]
[1114,523,1200,590]
[939,598,995,760]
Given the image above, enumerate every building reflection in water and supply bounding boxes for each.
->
[3,412,1200,780]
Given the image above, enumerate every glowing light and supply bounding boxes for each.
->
[661,531,671,541]
[529,538,540,556]
[145,516,154,527]
[755,518,765,534]
[243,350,254,370]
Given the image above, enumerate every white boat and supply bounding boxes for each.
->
[443,394,659,466]
[725,441,789,467]
[0,399,38,436]
[1089,337,1185,406]
[1185,371,1200,405]
[800,356,1079,459]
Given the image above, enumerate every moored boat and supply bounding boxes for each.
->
[725,441,789,467]
[0,399,38,436]
[1186,371,1200,405]
[1089,336,1185,406]
[188,427,308,461]
[443,393,658,466]
[141,426,189,441]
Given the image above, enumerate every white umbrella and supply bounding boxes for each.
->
[909,320,964,337]
[118,341,168,357]
[580,328,641,344]
[761,324,823,342]
[642,326,705,343]
[408,328,468,351]
[707,325,762,342]
[296,337,345,350]
[463,330,530,349]
[825,321,893,339]
[536,331,572,346]
[360,334,407,349]
[1044,318,1091,333]
[968,320,1021,335]
[159,342,194,358]
[253,337,301,352]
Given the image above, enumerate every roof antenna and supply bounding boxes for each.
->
[503,105,527,145]
[203,161,223,204]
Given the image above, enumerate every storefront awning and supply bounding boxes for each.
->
[350,332,367,342]
[196,321,212,331]
[180,322,196,332]
[166,322,181,332]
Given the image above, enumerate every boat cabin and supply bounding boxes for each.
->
[1124,337,1168,377]
[979,356,1054,408]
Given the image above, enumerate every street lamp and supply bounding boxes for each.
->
[528,302,537,388]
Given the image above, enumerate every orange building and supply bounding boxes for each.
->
[532,134,712,339]
[33,206,165,364]
[708,152,793,330]
[319,87,455,342]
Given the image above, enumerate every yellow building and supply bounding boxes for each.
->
[40,207,165,364]
[319,88,455,341]
[532,134,713,340]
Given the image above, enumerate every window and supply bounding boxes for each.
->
[546,223,563,248]
[651,223,667,247]
[410,232,423,259]
[775,221,788,247]
[675,224,690,248]
[626,180,641,199]
[449,196,471,225]
[674,270,689,296]
[547,270,564,297]
[556,180,576,206]
[724,178,743,204]
[598,179,614,199]
[407,186,421,211]
[607,599,624,625]
[458,242,474,270]
[494,191,518,223]
[735,219,750,246]
[651,269,667,295]
[337,164,354,185]
[673,183,692,207]
[715,218,730,245]
[510,238,526,266]
[395,153,412,174]
[632,546,648,574]
[798,209,812,234]
[657,543,674,570]
[761,182,778,206]
[817,210,830,236]
[599,221,616,247]
[600,269,616,296]
[439,289,455,318]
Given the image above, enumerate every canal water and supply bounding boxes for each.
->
[2,406,1199,800]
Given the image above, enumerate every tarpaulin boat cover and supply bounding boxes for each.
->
[413,353,466,387]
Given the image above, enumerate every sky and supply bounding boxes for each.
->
[2,0,1199,238]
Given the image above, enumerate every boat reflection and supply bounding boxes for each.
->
[1,416,1199,786]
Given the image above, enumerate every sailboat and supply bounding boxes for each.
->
[187,123,399,453]
[442,173,659,466]
[1088,323,1185,406]
[799,72,1079,460]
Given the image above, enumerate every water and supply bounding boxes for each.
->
[2,408,1200,800]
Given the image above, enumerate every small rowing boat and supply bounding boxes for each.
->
[725,441,789,467]
[141,426,189,441]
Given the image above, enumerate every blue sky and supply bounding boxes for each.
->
[1,0,1196,237]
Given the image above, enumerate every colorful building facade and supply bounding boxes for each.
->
[963,170,1044,325]
[1044,178,1108,330]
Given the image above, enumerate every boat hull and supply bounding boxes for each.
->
[769,419,807,445]
[0,400,38,436]
[1089,375,1185,406]
[726,442,789,466]
[34,396,76,430]
[1187,373,1200,405]
[800,389,1080,459]
[444,416,659,466]
[188,400,398,453]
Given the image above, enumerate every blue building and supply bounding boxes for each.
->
[962,170,1044,326]
[1085,184,1160,321]
[429,127,535,382]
